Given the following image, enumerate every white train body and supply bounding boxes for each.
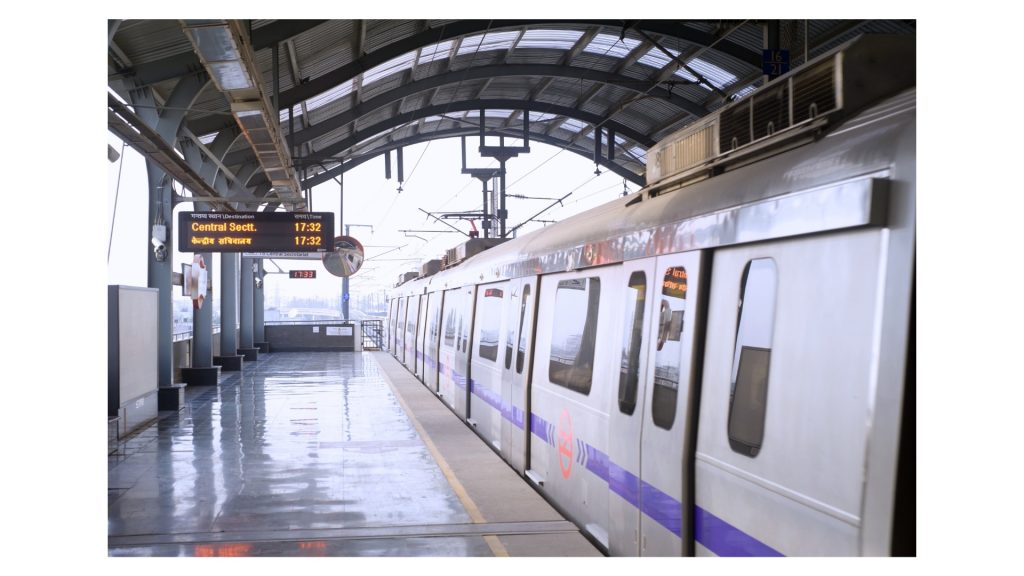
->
[386,36,915,556]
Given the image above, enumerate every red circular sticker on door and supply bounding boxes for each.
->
[557,408,573,479]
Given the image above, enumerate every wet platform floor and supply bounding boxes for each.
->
[108,351,601,557]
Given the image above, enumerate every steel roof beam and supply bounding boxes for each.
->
[271,63,705,148]
[300,126,645,188]
[222,98,654,168]
[279,19,760,109]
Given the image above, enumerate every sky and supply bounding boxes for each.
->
[3,7,1023,574]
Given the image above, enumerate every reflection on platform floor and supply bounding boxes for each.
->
[108,352,488,557]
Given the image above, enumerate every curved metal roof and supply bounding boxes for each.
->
[107,19,915,207]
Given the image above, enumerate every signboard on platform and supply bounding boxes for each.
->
[178,212,335,253]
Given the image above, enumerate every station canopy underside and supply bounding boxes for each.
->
[107,19,916,208]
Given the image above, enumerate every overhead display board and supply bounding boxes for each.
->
[289,270,317,279]
[178,212,334,253]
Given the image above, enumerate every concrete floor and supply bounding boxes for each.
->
[108,350,601,557]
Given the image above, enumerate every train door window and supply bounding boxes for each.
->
[503,288,521,370]
[429,298,440,341]
[651,266,688,429]
[727,258,778,458]
[516,285,531,374]
[443,307,456,348]
[618,271,646,415]
[477,287,504,362]
[406,297,419,340]
[548,277,601,394]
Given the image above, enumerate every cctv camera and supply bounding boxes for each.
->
[152,237,167,262]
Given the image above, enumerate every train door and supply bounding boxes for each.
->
[395,297,407,363]
[607,259,656,556]
[469,281,511,451]
[404,295,420,369]
[415,293,429,382]
[637,251,705,556]
[388,298,398,353]
[500,277,538,473]
[424,292,443,393]
[438,285,475,419]
[526,266,618,550]
[695,230,888,556]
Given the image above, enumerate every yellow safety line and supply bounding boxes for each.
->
[374,354,509,557]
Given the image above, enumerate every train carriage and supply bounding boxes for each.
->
[385,35,915,556]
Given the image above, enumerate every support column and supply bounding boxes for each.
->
[215,253,243,371]
[182,252,220,386]
[238,256,258,361]
[254,259,268,353]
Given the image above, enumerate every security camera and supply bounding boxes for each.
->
[151,223,167,262]
[152,237,167,262]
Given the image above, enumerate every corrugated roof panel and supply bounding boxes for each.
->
[113,20,193,65]
[457,31,520,55]
[517,29,584,50]
[364,74,416,104]
[363,51,415,86]
[305,80,355,113]
[398,93,433,113]
[568,52,621,73]
[560,118,588,133]
[307,95,354,127]
[418,40,455,64]
[365,20,423,53]
[478,78,533,100]
[583,33,642,59]
[506,50,565,66]
[292,20,357,80]
[451,50,505,68]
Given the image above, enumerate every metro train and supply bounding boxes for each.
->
[385,35,915,556]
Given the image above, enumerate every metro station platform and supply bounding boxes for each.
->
[107,350,602,557]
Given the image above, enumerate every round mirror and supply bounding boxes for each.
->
[322,235,365,277]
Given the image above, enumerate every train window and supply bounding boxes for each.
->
[548,277,601,395]
[478,287,504,362]
[516,285,531,374]
[727,258,777,458]
[618,271,646,415]
[652,266,687,429]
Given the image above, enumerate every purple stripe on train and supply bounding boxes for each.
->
[694,506,783,557]
[422,358,781,555]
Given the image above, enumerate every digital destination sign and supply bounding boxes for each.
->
[178,212,335,253]
[289,270,317,279]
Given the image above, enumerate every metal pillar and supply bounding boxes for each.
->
[254,259,266,345]
[220,253,239,356]
[192,253,214,368]
[240,256,254,349]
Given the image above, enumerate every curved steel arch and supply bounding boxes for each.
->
[281,19,760,109]
[224,98,655,169]
[283,63,706,148]
[302,125,646,189]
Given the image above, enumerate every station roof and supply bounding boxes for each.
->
[107,19,916,207]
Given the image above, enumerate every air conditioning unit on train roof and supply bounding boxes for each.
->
[645,34,915,191]
[395,271,419,286]
[443,238,508,269]
[421,259,442,278]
